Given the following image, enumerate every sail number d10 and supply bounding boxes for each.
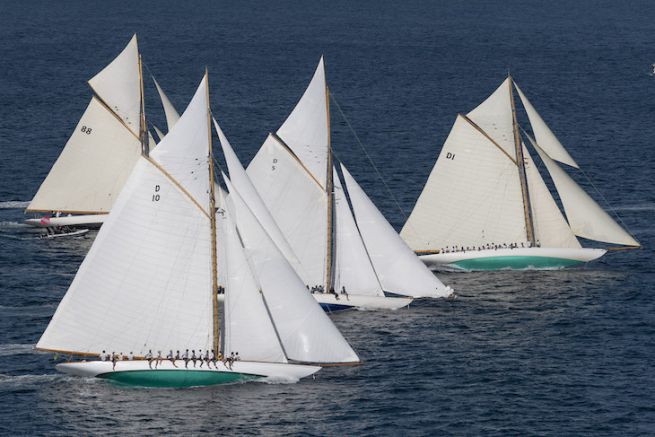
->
[152,184,161,202]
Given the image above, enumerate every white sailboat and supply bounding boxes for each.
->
[25,35,157,230]
[245,58,452,310]
[36,74,360,388]
[401,77,640,271]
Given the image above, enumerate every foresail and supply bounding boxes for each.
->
[37,158,213,355]
[153,77,181,132]
[225,178,359,364]
[341,165,451,298]
[532,142,640,247]
[218,188,287,363]
[401,115,527,251]
[333,168,384,297]
[523,145,581,248]
[246,134,328,289]
[215,118,307,281]
[514,83,579,168]
[276,57,329,187]
[466,78,516,158]
[27,98,141,213]
[87,34,141,136]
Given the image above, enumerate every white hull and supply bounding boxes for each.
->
[40,229,89,239]
[56,360,320,384]
[25,214,107,228]
[312,293,412,310]
[419,247,607,271]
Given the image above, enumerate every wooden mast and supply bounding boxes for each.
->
[324,76,335,294]
[509,75,536,246]
[138,54,148,157]
[205,70,220,355]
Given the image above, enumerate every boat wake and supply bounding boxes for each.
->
[0,200,30,209]
[261,375,301,384]
[0,343,36,357]
[613,202,655,212]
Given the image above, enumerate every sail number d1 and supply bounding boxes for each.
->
[446,152,455,160]
[152,184,161,202]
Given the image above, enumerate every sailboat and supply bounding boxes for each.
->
[401,76,640,271]
[243,58,452,310]
[35,73,360,388]
[24,35,157,230]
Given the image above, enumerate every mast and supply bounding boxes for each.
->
[325,81,334,293]
[509,75,536,246]
[138,54,148,157]
[205,70,220,354]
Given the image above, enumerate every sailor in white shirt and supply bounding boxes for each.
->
[99,350,108,362]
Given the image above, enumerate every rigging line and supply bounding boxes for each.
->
[329,92,409,224]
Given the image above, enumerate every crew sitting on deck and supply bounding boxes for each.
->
[145,349,153,369]
[99,350,108,361]
[167,350,177,368]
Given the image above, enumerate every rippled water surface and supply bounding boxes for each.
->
[1,0,654,435]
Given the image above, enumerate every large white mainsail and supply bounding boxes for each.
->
[400,114,527,250]
[532,141,639,247]
[27,98,141,213]
[27,35,145,217]
[246,58,330,289]
[37,76,214,355]
[224,177,360,364]
[332,168,384,297]
[341,165,451,298]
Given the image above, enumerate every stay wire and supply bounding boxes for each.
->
[329,92,409,223]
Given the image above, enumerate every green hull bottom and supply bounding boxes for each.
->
[98,370,262,388]
[451,256,585,271]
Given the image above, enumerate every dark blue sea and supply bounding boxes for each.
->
[1,0,654,435]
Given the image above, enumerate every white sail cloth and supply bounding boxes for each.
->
[27,98,141,213]
[467,78,516,158]
[215,119,307,281]
[341,165,451,298]
[276,57,329,187]
[37,76,215,355]
[225,178,360,364]
[532,142,639,247]
[514,84,579,168]
[333,168,384,297]
[218,188,287,363]
[523,145,581,249]
[401,115,527,250]
[247,134,328,289]
[153,77,181,132]
[88,34,142,136]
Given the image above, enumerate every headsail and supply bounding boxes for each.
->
[215,118,306,280]
[332,168,384,297]
[523,145,581,248]
[37,76,214,355]
[225,177,360,364]
[341,165,451,298]
[531,141,640,247]
[88,34,142,136]
[153,77,181,132]
[218,187,287,363]
[514,83,579,168]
